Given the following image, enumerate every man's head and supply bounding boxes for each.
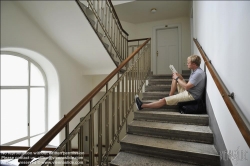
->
[187,55,201,69]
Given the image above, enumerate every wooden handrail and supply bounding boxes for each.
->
[128,38,150,42]
[107,0,129,36]
[193,38,250,147]
[19,38,151,163]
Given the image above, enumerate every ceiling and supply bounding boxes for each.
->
[114,0,192,24]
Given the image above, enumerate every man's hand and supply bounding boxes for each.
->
[172,73,183,80]
[172,73,194,90]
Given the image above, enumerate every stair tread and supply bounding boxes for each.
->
[129,120,212,134]
[121,134,218,156]
[151,74,190,76]
[111,152,196,166]
[143,91,172,94]
[147,85,172,87]
[135,110,208,117]
[149,78,174,81]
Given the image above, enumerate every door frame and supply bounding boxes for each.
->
[152,24,182,74]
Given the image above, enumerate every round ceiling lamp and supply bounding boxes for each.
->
[151,8,157,13]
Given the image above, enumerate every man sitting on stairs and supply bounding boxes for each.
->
[135,55,206,110]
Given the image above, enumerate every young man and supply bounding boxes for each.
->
[135,55,206,110]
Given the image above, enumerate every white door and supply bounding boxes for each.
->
[156,27,179,74]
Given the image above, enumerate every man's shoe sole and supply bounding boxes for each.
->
[134,95,140,110]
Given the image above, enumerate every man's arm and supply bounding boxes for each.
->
[172,73,194,90]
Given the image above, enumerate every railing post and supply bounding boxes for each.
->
[112,89,115,140]
[125,71,128,133]
[88,100,94,166]
[105,83,109,165]
[78,117,84,166]
[98,103,102,166]
[122,77,125,122]
[64,123,71,166]
[117,74,120,143]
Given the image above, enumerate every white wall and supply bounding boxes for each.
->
[120,21,137,40]
[1,1,94,145]
[193,1,250,165]
[121,17,191,72]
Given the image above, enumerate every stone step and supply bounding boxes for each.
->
[110,152,196,166]
[148,78,173,85]
[128,120,213,144]
[142,91,177,100]
[145,85,172,91]
[134,110,209,126]
[141,100,179,109]
[148,74,190,79]
[120,134,220,166]
[182,70,191,74]
[148,79,189,86]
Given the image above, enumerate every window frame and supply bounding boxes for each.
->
[1,52,48,146]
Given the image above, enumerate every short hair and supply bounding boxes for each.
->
[188,55,201,66]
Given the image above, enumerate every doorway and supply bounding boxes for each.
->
[156,27,179,74]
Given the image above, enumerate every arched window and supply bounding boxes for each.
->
[1,53,47,146]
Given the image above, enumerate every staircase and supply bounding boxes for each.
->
[77,1,128,69]
[111,72,220,166]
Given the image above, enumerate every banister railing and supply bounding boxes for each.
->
[107,0,128,36]
[193,38,250,147]
[128,38,151,59]
[76,0,129,63]
[18,38,151,166]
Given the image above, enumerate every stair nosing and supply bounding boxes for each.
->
[121,134,218,156]
[129,120,212,134]
[110,152,197,166]
[135,110,209,117]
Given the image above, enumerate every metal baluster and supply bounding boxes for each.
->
[125,72,128,133]
[65,123,70,166]
[122,37,124,60]
[101,0,104,24]
[112,89,115,140]
[140,53,142,89]
[89,100,94,166]
[124,36,126,60]
[122,36,124,60]
[114,17,117,50]
[135,60,137,95]
[98,103,102,166]
[132,58,135,103]
[122,35,124,60]
[126,36,128,59]
[120,35,122,60]
[118,26,120,57]
[78,117,84,166]
[104,1,107,30]
[122,77,125,122]
[110,15,114,53]
[116,26,119,56]
[141,53,144,81]
[137,60,139,94]
[106,2,110,36]
[129,70,131,108]
[117,74,120,142]
[105,83,109,165]
[95,1,99,31]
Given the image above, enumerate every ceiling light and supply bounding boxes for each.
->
[151,8,157,13]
